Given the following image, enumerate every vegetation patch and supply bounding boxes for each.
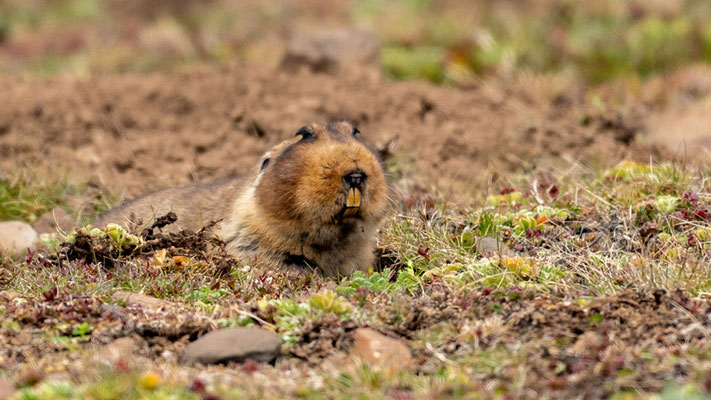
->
[3,161,711,398]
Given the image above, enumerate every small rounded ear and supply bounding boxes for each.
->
[260,158,271,172]
[295,126,314,139]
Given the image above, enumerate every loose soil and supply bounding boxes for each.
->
[2,268,709,399]
[0,63,670,204]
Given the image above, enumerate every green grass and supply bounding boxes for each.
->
[6,160,711,399]
[9,159,711,300]
[0,0,102,34]
[0,166,115,230]
[356,0,711,84]
[0,177,70,222]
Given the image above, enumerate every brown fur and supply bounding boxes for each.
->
[95,122,389,277]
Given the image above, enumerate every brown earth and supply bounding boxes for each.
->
[0,63,671,208]
[2,271,709,399]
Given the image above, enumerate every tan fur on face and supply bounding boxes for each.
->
[257,122,387,226]
[95,122,389,277]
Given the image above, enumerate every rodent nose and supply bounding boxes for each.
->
[343,170,365,188]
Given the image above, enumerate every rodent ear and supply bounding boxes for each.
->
[260,158,270,172]
[295,126,314,140]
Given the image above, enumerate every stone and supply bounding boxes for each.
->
[112,290,176,310]
[351,328,412,371]
[0,221,37,256]
[98,337,137,362]
[100,304,128,320]
[647,101,711,157]
[476,237,514,257]
[0,378,15,400]
[90,336,138,370]
[32,208,76,234]
[0,290,19,302]
[182,328,282,366]
[280,29,380,74]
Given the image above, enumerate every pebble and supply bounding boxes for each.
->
[0,291,19,302]
[32,208,75,234]
[182,327,282,366]
[98,337,137,363]
[351,328,412,371]
[281,29,381,74]
[112,291,176,310]
[0,221,37,256]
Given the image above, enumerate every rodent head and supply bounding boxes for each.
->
[254,121,388,234]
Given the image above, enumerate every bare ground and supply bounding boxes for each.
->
[0,63,671,204]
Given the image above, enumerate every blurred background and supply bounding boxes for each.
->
[1,0,710,84]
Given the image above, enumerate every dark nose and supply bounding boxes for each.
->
[344,170,365,188]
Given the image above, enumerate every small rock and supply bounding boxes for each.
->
[98,337,137,363]
[572,331,605,355]
[281,29,381,74]
[0,290,19,302]
[112,290,176,310]
[100,304,128,320]
[647,101,711,157]
[32,208,75,234]
[351,328,412,371]
[182,328,282,366]
[9,331,31,346]
[161,350,174,360]
[0,221,37,256]
[0,378,15,400]
[476,237,514,257]
[90,336,138,370]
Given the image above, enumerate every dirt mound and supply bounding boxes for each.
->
[51,212,235,274]
[0,64,667,204]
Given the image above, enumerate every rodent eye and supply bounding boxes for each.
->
[295,127,314,140]
[352,127,361,137]
[260,158,270,171]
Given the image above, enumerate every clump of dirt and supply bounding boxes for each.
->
[289,316,359,363]
[387,282,461,338]
[51,212,236,275]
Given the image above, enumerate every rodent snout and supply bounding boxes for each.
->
[343,169,366,189]
[342,169,366,217]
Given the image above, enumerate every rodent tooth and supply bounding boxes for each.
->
[347,188,356,207]
[354,188,361,206]
[347,188,361,208]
